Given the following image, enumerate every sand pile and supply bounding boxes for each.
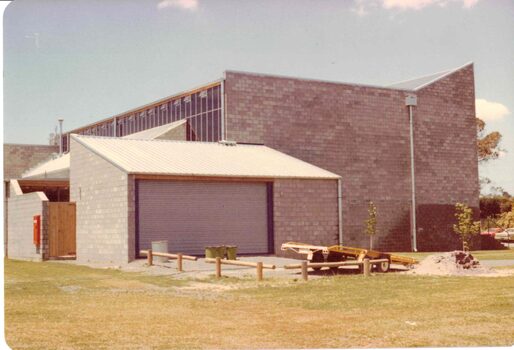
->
[407,251,497,276]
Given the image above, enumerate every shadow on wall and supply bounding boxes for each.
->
[416,204,481,251]
[381,210,411,252]
[344,202,411,252]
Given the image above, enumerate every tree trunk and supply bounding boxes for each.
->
[370,235,373,250]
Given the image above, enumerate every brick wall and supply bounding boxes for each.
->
[273,179,339,257]
[225,66,479,251]
[414,65,479,250]
[7,180,48,261]
[3,144,59,180]
[69,139,130,264]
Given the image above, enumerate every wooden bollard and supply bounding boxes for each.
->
[256,262,263,282]
[363,258,370,277]
[301,261,308,281]
[215,257,221,278]
[177,253,183,272]
[147,249,153,266]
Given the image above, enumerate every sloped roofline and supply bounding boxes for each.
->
[388,62,474,91]
[226,62,473,92]
[70,134,341,180]
[224,70,413,92]
[65,79,222,134]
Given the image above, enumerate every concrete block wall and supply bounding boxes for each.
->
[3,144,59,180]
[7,181,48,261]
[273,179,339,256]
[225,71,413,251]
[414,64,479,251]
[69,139,130,264]
[225,66,479,251]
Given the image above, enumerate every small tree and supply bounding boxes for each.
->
[497,208,514,229]
[453,203,480,251]
[365,201,377,250]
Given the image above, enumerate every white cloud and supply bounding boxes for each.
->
[476,98,510,121]
[352,0,479,14]
[462,0,479,8]
[157,0,198,11]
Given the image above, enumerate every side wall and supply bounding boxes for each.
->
[273,179,339,257]
[3,144,59,180]
[225,68,479,251]
[7,181,48,261]
[225,72,412,251]
[69,139,130,264]
[414,65,480,250]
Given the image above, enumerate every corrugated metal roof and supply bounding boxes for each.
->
[122,119,186,140]
[71,135,341,180]
[21,121,187,179]
[22,153,70,179]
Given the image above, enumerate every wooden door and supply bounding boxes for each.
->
[48,202,76,258]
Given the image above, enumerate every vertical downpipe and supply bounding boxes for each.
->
[406,95,418,252]
[220,77,226,141]
[337,178,343,245]
[58,118,64,155]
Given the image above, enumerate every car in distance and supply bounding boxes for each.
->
[494,228,514,242]
[480,227,503,237]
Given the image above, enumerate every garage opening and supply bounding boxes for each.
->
[136,180,273,256]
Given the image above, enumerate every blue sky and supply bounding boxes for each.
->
[2,0,513,193]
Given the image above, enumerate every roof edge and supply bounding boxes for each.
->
[414,62,473,91]
[22,168,70,180]
[122,119,187,140]
[129,172,341,180]
[65,78,223,134]
[70,134,130,174]
[260,145,341,179]
[224,69,413,92]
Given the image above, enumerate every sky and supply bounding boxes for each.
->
[2,0,513,194]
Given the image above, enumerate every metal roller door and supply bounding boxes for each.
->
[137,180,271,256]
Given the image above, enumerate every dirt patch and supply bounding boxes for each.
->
[179,282,238,292]
[98,279,168,291]
[407,251,514,277]
[58,285,81,293]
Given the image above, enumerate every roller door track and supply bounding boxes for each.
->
[137,180,272,256]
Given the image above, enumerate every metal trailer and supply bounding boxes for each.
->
[280,242,418,273]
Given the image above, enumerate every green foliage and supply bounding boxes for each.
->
[497,209,514,229]
[476,117,503,163]
[365,201,377,236]
[453,203,480,251]
[479,194,513,219]
[365,201,377,249]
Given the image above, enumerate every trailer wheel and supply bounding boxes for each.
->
[375,260,390,273]
[327,253,342,273]
[310,252,324,272]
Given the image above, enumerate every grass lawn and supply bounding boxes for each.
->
[5,259,514,349]
[394,248,514,261]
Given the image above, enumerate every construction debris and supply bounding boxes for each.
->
[407,251,496,276]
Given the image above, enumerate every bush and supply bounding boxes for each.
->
[497,209,514,229]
